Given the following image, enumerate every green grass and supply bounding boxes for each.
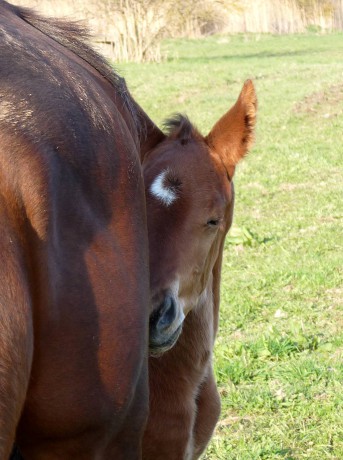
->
[118,33,343,459]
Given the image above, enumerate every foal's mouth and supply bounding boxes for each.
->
[149,323,183,357]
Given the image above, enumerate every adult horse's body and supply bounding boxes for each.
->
[0,1,163,458]
[142,81,257,459]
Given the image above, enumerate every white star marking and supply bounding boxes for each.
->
[150,169,177,206]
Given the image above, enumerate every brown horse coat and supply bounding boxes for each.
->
[142,81,257,459]
[0,1,162,458]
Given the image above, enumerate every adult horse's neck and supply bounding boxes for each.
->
[9,2,165,161]
[133,103,166,162]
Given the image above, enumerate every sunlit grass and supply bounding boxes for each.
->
[120,32,343,459]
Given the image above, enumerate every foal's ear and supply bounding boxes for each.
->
[206,80,257,176]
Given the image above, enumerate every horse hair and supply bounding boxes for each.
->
[163,114,202,145]
[10,445,23,460]
[9,3,140,134]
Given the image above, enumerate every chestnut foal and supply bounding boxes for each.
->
[143,81,257,459]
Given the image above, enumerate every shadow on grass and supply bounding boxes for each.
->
[173,48,323,63]
[275,447,296,459]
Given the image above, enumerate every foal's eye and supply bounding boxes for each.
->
[207,219,220,228]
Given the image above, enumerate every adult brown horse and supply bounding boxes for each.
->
[0,1,167,458]
[143,81,257,459]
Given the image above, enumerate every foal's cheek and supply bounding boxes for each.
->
[177,271,205,313]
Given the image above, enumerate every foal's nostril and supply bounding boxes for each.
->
[150,295,177,333]
[158,296,177,329]
[149,295,184,353]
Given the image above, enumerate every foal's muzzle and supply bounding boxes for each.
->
[149,295,184,355]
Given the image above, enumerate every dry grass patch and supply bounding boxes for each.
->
[294,82,343,118]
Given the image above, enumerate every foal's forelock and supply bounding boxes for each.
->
[163,114,199,144]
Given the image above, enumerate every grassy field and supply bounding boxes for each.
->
[119,33,343,459]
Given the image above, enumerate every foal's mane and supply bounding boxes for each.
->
[10,3,140,131]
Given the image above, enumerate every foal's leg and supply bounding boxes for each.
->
[192,369,221,459]
[142,398,195,460]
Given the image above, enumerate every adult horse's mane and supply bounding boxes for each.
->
[8,2,140,132]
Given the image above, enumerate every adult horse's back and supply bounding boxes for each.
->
[0,1,156,457]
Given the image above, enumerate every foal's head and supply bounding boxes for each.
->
[144,81,257,355]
